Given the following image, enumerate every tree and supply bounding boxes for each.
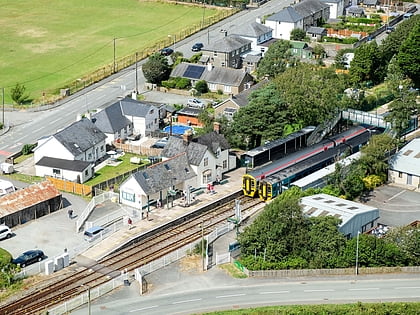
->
[10,83,29,105]
[142,53,171,84]
[290,28,306,41]
[385,225,420,265]
[349,41,382,85]
[194,80,208,94]
[256,40,293,79]
[396,23,420,87]
[313,44,326,59]
[359,133,396,176]
[334,48,354,70]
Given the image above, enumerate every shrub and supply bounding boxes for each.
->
[194,80,208,93]
[161,80,176,89]
[21,143,36,155]
[175,78,191,89]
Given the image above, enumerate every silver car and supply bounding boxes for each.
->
[187,98,205,109]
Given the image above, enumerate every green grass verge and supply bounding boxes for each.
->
[84,153,149,186]
[198,302,420,314]
[1,0,220,103]
[219,263,247,279]
[3,173,43,185]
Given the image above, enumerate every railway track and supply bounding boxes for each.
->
[0,195,262,314]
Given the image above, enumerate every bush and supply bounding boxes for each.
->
[161,80,176,89]
[21,143,36,155]
[175,78,191,89]
[194,80,208,93]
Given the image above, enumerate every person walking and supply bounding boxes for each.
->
[68,209,73,219]
[128,217,133,230]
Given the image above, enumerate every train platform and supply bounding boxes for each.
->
[80,167,248,261]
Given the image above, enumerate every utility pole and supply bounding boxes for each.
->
[113,38,116,74]
[355,231,360,275]
[135,52,138,94]
[201,222,205,271]
[2,87,4,127]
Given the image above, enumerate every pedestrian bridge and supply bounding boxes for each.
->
[342,109,391,129]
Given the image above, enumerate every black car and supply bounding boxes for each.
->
[191,42,204,52]
[160,47,174,56]
[12,249,45,268]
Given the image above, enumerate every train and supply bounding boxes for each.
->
[242,126,371,200]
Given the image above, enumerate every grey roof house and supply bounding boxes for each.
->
[231,22,273,57]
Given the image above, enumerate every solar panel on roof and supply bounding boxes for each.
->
[184,65,205,79]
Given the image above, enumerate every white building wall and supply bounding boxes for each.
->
[197,151,217,187]
[120,177,144,209]
[389,170,420,190]
[34,137,75,163]
[266,20,302,40]
[35,165,93,183]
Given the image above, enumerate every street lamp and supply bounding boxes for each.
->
[168,34,176,51]
[355,230,360,275]
[199,221,205,271]
[81,284,91,315]
[244,160,249,174]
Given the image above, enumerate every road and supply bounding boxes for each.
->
[70,275,420,314]
[0,0,295,162]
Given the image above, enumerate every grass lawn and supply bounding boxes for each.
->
[84,153,149,186]
[1,0,220,103]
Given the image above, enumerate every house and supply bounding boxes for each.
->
[289,41,313,59]
[388,139,420,190]
[242,54,262,73]
[34,118,107,165]
[264,7,304,40]
[175,107,204,127]
[231,22,273,56]
[294,0,330,31]
[306,26,327,41]
[119,153,196,211]
[346,6,365,17]
[93,97,159,143]
[161,130,231,188]
[301,193,380,238]
[361,0,378,8]
[35,157,94,183]
[320,0,345,19]
[171,62,254,95]
[214,79,269,120]
[200,34,252,69]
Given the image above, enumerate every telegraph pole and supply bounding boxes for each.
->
[135,52,138,94]
[113,38,116,74]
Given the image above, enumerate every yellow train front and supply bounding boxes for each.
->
[258,177,282,202]
[242,173,258,197]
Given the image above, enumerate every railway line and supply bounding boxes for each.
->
[1,194,262,314]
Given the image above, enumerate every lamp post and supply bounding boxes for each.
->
[355,231,360,275]
[200,221,205,271]
[81,284,91,315]
[113,37,117,74]
[135,52,139,94]
[168,34,176,51]
[245,160,249,174]
[2,87,4,128]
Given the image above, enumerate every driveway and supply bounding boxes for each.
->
[363,185,420,227]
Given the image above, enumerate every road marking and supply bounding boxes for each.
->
[33,127,44,133]
[388,189,405,201]
[172,298,202,304]
[260,291,290,294]
[216,293,246,299]
[349,288,379,291]
[50,117,61,124]
[395,287,420,290]
[304,289,335,292]
[0,150,12,156]
[129,305,158,312]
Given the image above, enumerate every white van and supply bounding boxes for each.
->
[0,225,12,240]
[84,226,104,242]
[0,180,15,197]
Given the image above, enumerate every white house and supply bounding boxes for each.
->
[35,157,94,183]
[231,22,273,56]
[34,118,107,164]
[388,139,420,190]
[119,153,196,211]
[93,97,159,143]
[263,7,304,40]
[320,0,345,19]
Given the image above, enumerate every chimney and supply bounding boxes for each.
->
[213,122,220,134]
[182,129,193,144]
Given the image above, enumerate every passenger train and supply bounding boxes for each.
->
[242,126,370,199]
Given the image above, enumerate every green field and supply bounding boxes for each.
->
[0,0,221,103]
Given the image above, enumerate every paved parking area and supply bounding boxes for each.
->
[363,185,420,227]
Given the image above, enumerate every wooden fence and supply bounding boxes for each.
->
[113,142,163,156]
[46,177,92,196]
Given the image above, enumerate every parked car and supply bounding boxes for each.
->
[84,226,104,242]
[187,98,205,109]
[0,225,12,240]
[160,47,174,56]
[191,42,204,52]
[385,26,395,34]
[151,137,168,149]
[12,250,45,268]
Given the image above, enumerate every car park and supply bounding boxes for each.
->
[160,47,174,56]
[191,42,204,52]
[0,225,12,240]
[187,98,205,108]
[12,249,45,267]
[84,226,104,242]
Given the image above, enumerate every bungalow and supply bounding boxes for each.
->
[171,62,254,95]
[290,41,313,59]
[306,26,327,41]
[35,157,94,183]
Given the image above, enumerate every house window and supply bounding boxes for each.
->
[398,172,403,178]
[150,109,154,114]
[204,157,208,167]
[223,160,227,169]
[214,52,218,57]
[88,153,92,160]
[209,83,216,90]
[101,145,104,152]
[122,191,135,202]
[221,62,225,67]
[53,169,61,176]
[224,85,232,93]
[85,169,89,176]
[407,174,412,185]
[203,169,212,184]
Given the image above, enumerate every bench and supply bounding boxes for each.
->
[219,179,229,185]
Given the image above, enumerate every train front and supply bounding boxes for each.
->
[242,173,258,197]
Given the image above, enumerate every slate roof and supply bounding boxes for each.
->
[362,0,378,5]
[320,0,342,3]
[53,118,106,156]
[294,0,330,18]
[290,41,309,49]
[177,107,201,117]
[347,6,364,14]
[243,54,262,63]
[161,136,209,166]
[93,102,132,134]
[119,97,156,117]
[203,35,251,53]
[171,63,252,87]
[130,153,195,195]
[267,7,302,23]
[232,22,272,38]
[35,156,92,172]
[228,79,269,108]
[195,131,230,153]
[389,139,420,176]
[307,26,326,35]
